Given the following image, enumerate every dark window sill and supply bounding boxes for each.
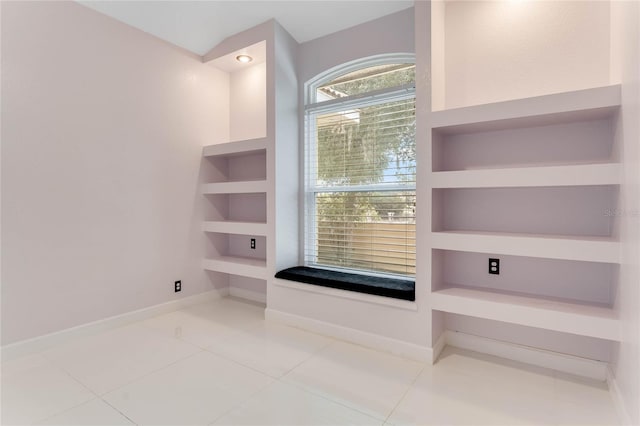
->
[274,266,415,301]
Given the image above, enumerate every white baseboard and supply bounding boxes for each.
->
[444,330,608,381]
[432,332,447,364]
[1,288,228,361]
[229,286,266,304]
[265,308,434,363]
[264,309,610,379]
[607,366,634,426]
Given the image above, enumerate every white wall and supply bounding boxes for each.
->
[229,62,267,141]
[1,1,229,345]
[610,1,640,423]
[442,0,611,109]
[271,21,300,275]
[297,7,414,84]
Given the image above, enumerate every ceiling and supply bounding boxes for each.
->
[78,1,414,56]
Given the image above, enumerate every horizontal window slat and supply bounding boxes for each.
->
[316,122,415,133]
[316,238,417,245]
[304,257,417,272]
[307,258,416,271]
[315,102,415,117]
[309,246,416,256]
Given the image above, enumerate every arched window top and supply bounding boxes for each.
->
[317,63,415,100]
[307,54,415,104]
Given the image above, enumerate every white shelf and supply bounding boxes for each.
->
[203,220,267,236]
[431,231,619,263]
[431,286,619,341]
[201,180,268,194]
[431,85,621,134]
[203,137,267,157]
[202,256,267,280]
[431,163,622,188]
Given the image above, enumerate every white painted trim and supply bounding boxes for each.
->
[430,84,621,131]
[273,278,418,311]
[432,287,619,341]
[203,220,268,236]
[202,137,267,158]
[607,366,634,426]
[305,84,415,114]
[430,163,623,188]
[444,330,608,381]
[265,308,432,363]
[431,231,620,264]
[203,256,267,280]
[1,289,228,361]
[201,180,268,194]
[229,286,267,304]
[431,332,447,364]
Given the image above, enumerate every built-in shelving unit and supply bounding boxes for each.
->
[429,85,623,364]
[202,136,269,286]
[201,26,298,306]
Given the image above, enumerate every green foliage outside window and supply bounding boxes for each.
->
[311,64,416,275]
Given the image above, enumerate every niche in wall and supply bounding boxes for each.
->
[432,186,619,238]
[201,40,269,302]
[431,0,611,110]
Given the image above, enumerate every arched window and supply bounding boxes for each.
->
[304,55,416,277]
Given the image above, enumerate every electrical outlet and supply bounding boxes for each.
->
[174,280,182,292]
[489,258,500,275]
[250,238,256,250]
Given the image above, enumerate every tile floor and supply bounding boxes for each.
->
[1,297,621,425]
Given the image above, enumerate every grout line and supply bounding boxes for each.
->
[275,376,387,424]
[100,397,139,425]
[30,372,99,425]
[95,349,205,397]
[275,340,419,424]
[199,317,335,380]
[202,344,282,380]
[37,327,206,398]
[383,362,427,424]
[205,372,274,426]
[273,332,336,377]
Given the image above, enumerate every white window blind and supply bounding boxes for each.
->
[305,66,416,277]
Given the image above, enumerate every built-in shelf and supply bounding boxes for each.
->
[201,180,268,194]
[431,163,622,188]
[203,256,267,280]
[430,231,619,263]
[201,137,269,290]
[431,85,621,134]
[431,286,619,341]
[203,220,267,236]
[427,84,623,371]
[203,138,267,158]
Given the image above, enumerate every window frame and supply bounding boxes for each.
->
[303,54,417,280]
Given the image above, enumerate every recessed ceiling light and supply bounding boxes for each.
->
[236,54,253,63]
